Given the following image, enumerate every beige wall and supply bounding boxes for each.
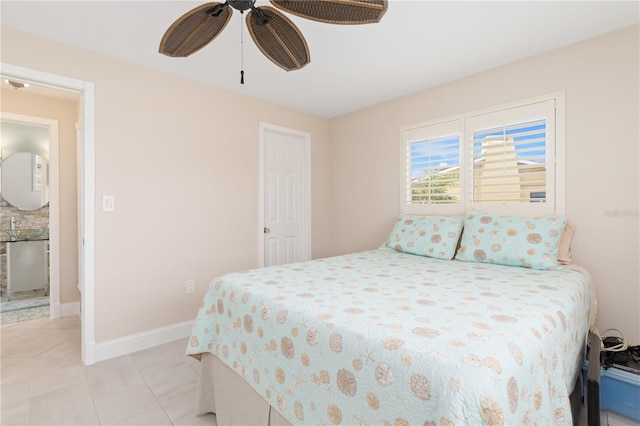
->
[329,25,640,343]
[1,89,80,304]
[0,27,331,342]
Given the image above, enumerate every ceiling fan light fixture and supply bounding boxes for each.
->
[228,0,255,12]
[159,0,388,72]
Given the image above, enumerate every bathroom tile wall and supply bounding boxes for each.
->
[0,196,49,295]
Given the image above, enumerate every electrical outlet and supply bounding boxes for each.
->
[186,280,196,294]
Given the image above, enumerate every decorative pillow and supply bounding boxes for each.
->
[557,222,576,265]
[383,214,464,260]
[455,211,567,270]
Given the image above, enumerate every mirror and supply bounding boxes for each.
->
[1,152,49,210]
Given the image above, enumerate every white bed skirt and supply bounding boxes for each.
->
[196,352,293,426]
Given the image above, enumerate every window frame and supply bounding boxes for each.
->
[399,92,565,216]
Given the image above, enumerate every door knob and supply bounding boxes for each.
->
[264,227,271,234]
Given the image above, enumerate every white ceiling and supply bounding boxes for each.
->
[1,1,638,118]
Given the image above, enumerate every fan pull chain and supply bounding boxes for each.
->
[240,11,245,84]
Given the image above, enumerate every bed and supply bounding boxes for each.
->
[186,212,594,425]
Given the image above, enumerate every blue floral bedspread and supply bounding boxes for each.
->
[187,249,591,425]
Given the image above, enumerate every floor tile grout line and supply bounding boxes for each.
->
[2,317,207,426]
[134,352,179,425]
[81,358,104,426]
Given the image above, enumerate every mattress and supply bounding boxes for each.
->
[187,249,592,425]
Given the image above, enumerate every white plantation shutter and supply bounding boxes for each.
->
[402,119,462,215]
[466,99,557,215]
[469,119,547,202]
[408,135,460,204]
[401,95,562,216]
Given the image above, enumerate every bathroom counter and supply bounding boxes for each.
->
[2,229,50,243]
[2,236,50,243]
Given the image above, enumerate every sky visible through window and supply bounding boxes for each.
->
[410,120,546,178]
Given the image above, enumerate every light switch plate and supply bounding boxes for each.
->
[102,195,115,212]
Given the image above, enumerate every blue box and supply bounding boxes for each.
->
[600,367,640,421]
[584,361,640,422]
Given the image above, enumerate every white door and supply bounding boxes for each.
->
[260,123,311,267]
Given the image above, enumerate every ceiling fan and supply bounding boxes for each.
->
[159,0,388,74]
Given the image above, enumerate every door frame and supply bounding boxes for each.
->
[1,112,59,317]
[1,63,97,365]
[258,122,311,267]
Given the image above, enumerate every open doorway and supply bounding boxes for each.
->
[1,63,96,365]
[0,113,59,323]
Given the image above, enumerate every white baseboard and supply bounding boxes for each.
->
[61,301,80,317]
[95,320,195,363]
[50,302,61,319]
[49,301,81,319]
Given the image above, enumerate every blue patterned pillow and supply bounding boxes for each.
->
[455,211,567,270]
[383,215,464,260]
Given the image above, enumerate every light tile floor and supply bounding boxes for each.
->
[1,315,217,425]
[1,315,598,426]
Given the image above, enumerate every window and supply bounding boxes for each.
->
[404,119,461,208]
[401,93,563,215]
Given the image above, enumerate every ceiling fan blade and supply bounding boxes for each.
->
[246,6,310,72]
[159,2,232,57]
[269,0,387,25]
